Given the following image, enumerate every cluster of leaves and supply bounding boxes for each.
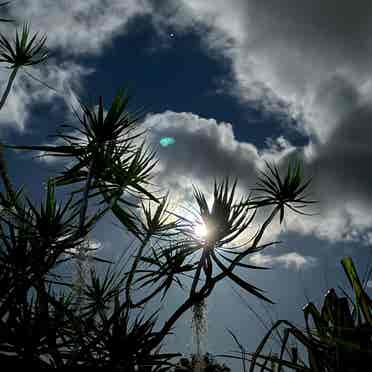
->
[224,257,372,372]
[0,2,316,371]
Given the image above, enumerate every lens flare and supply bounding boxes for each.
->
[160,137,176,147]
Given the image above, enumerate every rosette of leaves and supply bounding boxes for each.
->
[133,243,197,306]
[4,90,159,240]
[138,163,313,351]
[165,163,313,303]
[0,178,109,367]
[253,160,315,224]
[124,194,182,307]
[62,287,179,371]
[0,20,49,109]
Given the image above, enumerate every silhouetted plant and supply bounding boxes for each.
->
[0,2,314,371]
[223,257,372,372]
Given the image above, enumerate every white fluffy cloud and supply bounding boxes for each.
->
[142,110,301,245]
[7,0,151,56]
[250,252,317,270]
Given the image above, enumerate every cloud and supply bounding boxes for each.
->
[0,0,150,133]
[169,0,372,137]
[146,1,372,245]
[143,110,259,183]
[249,252,317,270]
[142,110,303,244]
[7,0,151,56]
[6,0,371,247]
[0,61,94,133]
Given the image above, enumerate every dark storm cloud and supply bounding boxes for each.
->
[244,0,372,70]
[307,86,372,207]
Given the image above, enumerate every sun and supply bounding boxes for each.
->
[194,222,208,239]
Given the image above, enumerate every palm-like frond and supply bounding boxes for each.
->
[191,178,253,247]
[123,194,181,307]
[134,243,196,304]
[80,265,126,320]
[64,293,179,371]
[172,178,273,301]
[139,193,179,239]
[180,178,254,249]
[0,180,85,308]
[70,90,146,145]
[0,293,56,368]
[0,21,48,68]
[253,160,315,223]
[4,90,159,238]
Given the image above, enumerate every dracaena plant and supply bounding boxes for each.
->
[5,90,158,239]
[0,21,48,110]
[4,89,160,314]
[0,3,47,206]
[133,165,313,351]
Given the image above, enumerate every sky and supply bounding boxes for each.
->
[1,0,372,369]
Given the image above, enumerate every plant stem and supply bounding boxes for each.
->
[0,68,18,203]
[148,289,210,352]
[0,67,18,111]
[0,143,16,201]
[132,282,166,308]
[73,157,95,314]
[190,246,209,297]
[150,296,200,350]
[125,232,151,306]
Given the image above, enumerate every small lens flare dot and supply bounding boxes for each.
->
[160,137,176,147]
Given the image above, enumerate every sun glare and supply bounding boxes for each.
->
[194,222,208,238]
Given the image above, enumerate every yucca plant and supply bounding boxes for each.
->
[0,178,101,367]
[54,263,179,371]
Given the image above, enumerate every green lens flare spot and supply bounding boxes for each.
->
[160,137,176,147]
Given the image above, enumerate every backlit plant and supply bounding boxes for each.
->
[0,2,316,371]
